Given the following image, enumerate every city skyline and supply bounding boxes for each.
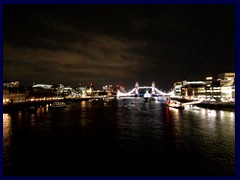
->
[3,4,235,90]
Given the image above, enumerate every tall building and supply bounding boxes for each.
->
[217,72,235,86]
[173,82,182,96]
[217,72,235,101]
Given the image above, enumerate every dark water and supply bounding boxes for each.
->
[3,98,235,176]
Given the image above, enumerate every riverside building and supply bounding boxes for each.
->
[173,72,235,102]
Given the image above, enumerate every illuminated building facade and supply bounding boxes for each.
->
[32,84,53,90]
[173,82,182,96]
[3,80,26,93]
[217,73,235,101]
[3,80,20,88]
[173,72,235,102]
[181,80,207,100]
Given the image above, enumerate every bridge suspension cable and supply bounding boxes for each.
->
[116,82,174,97]
[125,88,136,95]
[155,88,174,96]
[117,88,136,97]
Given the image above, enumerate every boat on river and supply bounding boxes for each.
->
[166,99,184,109]
[89,96,114,104]
[50,102,67,108]
[143,90,155,102]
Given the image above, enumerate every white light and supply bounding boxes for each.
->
[206,77,213,80]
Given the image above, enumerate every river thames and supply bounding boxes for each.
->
[3,97,235,176]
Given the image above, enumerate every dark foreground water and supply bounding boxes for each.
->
[3,98,235,176]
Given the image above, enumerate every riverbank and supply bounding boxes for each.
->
[2,97,91,113]
[170,97,235,111]
[196,102,235,111]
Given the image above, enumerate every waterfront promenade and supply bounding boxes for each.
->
[3,92,111,112]
[3,92,235,113]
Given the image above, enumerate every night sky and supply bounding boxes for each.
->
[3,4,235,91]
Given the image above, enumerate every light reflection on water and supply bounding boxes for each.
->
[3,98,235,175]
[3,114,11,146]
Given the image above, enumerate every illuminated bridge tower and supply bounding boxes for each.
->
[151,81,156,95]
[135,82,139,95]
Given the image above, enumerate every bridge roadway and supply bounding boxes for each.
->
[138,86,152,89]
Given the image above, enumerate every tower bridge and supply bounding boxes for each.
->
[117,81,174,97]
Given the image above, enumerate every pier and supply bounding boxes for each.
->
[170,97,235,110]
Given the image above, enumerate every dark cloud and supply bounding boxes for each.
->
[4,4,235,90]
[4,30,148,87]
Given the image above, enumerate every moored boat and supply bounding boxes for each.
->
[50,102,67,108]
[166,99,184,109]
[89,97,113,104]
[89,98,104,103]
